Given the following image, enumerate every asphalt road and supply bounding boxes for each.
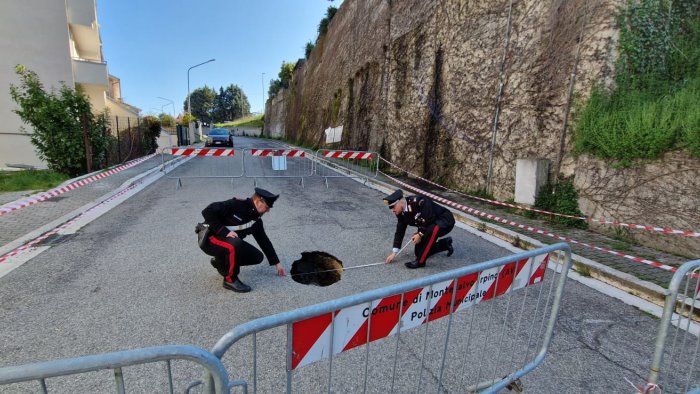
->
[0,137,694,393]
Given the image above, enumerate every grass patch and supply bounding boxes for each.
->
[216,114,264,128]
[574,262,592,277]
[0,170,69,192]
[609,241,633,252]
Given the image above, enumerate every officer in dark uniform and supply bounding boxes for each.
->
[383,189,455,269]
[200,187,286,293]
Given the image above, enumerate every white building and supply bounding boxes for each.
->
[0,0,139,170]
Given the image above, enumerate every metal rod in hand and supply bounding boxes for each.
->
[289,240,414,277]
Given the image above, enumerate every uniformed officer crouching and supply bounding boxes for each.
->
[200,188,286,293]
[383,189,455,269]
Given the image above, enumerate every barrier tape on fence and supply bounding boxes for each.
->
[165,148,235,157]
[379,157,700,237]
[0,153,156,217]
[250,149,306,157]
[379,171,689,276]
[321,150,375,160]
[291,254,548,369]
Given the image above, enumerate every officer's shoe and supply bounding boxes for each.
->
[404,260,425,269]
[223,278,251,293]
[210,258,227,276]
[445,237,454,257]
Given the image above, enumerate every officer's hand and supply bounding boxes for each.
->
[411,233,422,245]
[385,252,396,264]
[275,263,286,276]
[226,231,238,238]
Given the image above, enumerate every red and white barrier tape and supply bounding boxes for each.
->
[0,184,138,264]
[291,254,548,369]
[380,171,685,275]
[0,154,156,217]
[164,148,234,157]
[321,150,375,160]
[250,149,306,157]
[379,157,700,237]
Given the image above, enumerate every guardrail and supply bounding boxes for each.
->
[314,150,378,188]
[160,148,243,188]
[207,243,572,393]
[243,149,314,187]
[642,259,700,394]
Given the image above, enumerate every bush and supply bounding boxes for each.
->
[9,65,113,176]
[140,116,161,154]
[573,0,700,164]
[533,180,588,229]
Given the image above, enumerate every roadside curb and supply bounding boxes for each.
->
[0,159,165,260]
[361,176,670,309]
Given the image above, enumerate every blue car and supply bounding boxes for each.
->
[205,128,234,147]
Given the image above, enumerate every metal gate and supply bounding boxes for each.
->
[243,149,314,187]
[0,345,229,393]
[207,243,572,393]
[161,147,244,188]
[314,150,378,187]
[642,259,700,394]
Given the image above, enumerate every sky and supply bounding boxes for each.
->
[97,0,343,117]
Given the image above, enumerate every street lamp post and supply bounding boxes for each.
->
[157,96,176,118]
[187,59,215,143]
[187,59,216,117]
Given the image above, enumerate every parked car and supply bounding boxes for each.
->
[205,128,234,147]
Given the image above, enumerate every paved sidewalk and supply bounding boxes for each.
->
[376,173,689,291]
[0,156,163,249]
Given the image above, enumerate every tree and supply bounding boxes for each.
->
[318,6,338,35]
[158,113,175,127]
[184,86,216,124]
[9,65,112,176]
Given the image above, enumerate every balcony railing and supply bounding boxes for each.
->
[72,58,108,86]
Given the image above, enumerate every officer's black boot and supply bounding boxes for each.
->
[404,260,425,269]
[223,278,251,293]
[445,237,454,257]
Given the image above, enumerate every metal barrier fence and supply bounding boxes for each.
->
[314,150,378,187]
[207,243,572,393]
[243,149,314,187]
[161,148,244,188]
[644,259,700,394]
[0,345,230,393]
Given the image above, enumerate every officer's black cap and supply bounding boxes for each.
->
[254,187,279,208]
[383,189,403,207]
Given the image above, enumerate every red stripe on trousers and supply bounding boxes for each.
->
[419,225,440,264]
[209,236,236,282]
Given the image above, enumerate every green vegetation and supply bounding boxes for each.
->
[158,113,175,127]
[574,262,592,277]
[10,65,113,177]
[318,6,338,36]
[184,84,250,124]
[305,41,315,59]
[573,0,700,166]
[268,62,295,98]
[216,114,264,128]
[533,180,588,229]
[0,170,69,192]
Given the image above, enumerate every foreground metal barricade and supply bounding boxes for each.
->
[161,148,243,188]
[243,149,314,187]
[0,345,230,393]
[643,259,700,394]
[314,150,378,187]
[207,243,572,394]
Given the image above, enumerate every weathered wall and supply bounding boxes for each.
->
[265,0,699,256]
[576,152,700,259]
